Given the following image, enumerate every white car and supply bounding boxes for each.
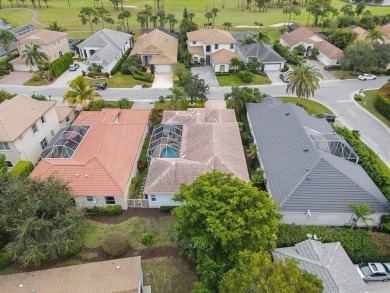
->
[355,263,390,282]
[69,63,80,71]
[358,73,377,80]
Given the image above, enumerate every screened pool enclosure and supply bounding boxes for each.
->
[305,127,359,163]
[147,124,183,164]
[39,125,90,159]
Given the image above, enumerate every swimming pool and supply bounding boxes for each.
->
[160,146,179,158]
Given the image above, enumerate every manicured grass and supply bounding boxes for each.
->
[356,90,390,128]
[154,100,205,110]
[329,70,357,80]
[84,73,150,88]
[142,257,199,293]
[216,73,271,86]
[23,77,47,86]
[278,96,333,116]
[82,217,176,250]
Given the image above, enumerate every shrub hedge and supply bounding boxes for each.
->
[333,126,390,200]
[160,206,176,213]
[86,205,123,215]
[51,53,73,77]
[277,224,384,262]
[133,72,153,82]
[0,252,11,268]
[9,161,34,177]
[374,82,390,120]
[111,48,131,75]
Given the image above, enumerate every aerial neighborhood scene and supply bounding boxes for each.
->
[1,0,390,292]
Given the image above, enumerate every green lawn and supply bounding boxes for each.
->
[217,73,271,86]
[356,90,390,128]
[82,216,176,250]
[23,77,47,86]
[84,72,150,88]
[278,96,333,116]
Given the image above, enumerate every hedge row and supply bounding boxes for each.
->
[133,72,153,83]
[333,126,390,200]
[111,48,131,75]
[374,82,390,120]
[86,205,123,215]
[277,224,387,263]
[9,161,34,177]
[51,53,73,77]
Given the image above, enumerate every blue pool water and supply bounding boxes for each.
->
[160,146,179,158]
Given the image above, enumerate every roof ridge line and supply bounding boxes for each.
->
[93,156,124,193]
[146,160,176,190]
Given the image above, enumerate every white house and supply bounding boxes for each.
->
[0,95,75,168]
[186,29,240,72]
[280,27,344,66]
[77,28,133,73]
[144,108,249,208]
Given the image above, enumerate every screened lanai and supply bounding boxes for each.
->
[305,127,359,163]
[39,125,90,159]
[147,124,183,164]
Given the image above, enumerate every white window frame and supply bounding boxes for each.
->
[230,43,234,49]
[0,142,10,151]
[32,123,38,135]
[38,45,44,52]
[40,115,46,124]
[151,195,156,202]
[105,196,116,205]
[6,161,13,168]
[86,196,94,202]
[40,137,48,150]
[215,44,219,50]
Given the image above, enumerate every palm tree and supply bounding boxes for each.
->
[47,20,65,32]
[366,28,384,44]
[167,86,187,110]
[286,62,323,105]
[211,7,219,28]
[224,86,248,115]
[230,57,242,74]
[21,44,49,71]
[205,11,213,26]
[239,35,256,45]
[255,32,270,45]
[63,76,101,110]
[223,22,232,31]
[37,60,53,84]
[347,203,375,229]
[0,29,17,51]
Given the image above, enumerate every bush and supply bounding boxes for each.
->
[381,214,390,233]
[118,97,132,109]
[160,206,176,213]
[88,99,103,111]
[9,161,34,177]
[374,82,390,120]
[86,205,123,215]
[32,72,41,81]
[354,94,363,101]
[57,239,83,258]
[0,252,11,268]
[239,70,254,83]
[87,72,108,78]
[159,95,165,103]
[141,232,155,247]
[111,48,131,75]
[324,65,342,71]
[31,94,47,101]
[102,231,129,257]
[310,47,319,59]
[133,72,153,82]
[142,82,151,88]
[0,89,15,104]
[215,72,231,76]
[51,53,73,77]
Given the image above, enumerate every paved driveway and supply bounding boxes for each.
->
[306,59,337,81]
[191,66,219,87]
[50,62,87,87]
[267,71,284,85]
[0,71,33,85]
[152,73,173,89]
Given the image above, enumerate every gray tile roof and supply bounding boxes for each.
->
[273,240,367,293]
[234,31,285,63]
[77,29,132,66]
[144,109,249,195]
[246,99,389,213]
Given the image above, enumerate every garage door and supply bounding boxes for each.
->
[264,63,282,71]
[155,65,172,73]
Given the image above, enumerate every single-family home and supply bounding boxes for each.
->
[0,256,149,293]
[144,107,249,208]
[30,108,150,210]
[379,23,390,44]
[9,28,70,71]
[280,27,344,66]
[0,19,17,57]
[349,25,367,41]
[186,29,239,72]
[130,28,178,73]
[0,95,75,168]
[273,240,367,293]
[234,31,286,71]
[246,97,390,226]
[78,28,133,73]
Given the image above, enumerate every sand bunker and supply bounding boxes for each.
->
[269,22,292,27]
[123,5,137,8]
[234,25,264,28]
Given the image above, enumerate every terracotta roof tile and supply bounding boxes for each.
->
[17,28,68,45]
[188,45,204,55]
[351,26,367,41]
[379,24,390,37]
[187,29,236,44]
[55,106,75,122]
[211,49,239,64]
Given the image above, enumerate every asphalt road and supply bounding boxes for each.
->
[1,77,389,166]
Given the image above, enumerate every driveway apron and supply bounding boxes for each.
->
[191,66,219,87]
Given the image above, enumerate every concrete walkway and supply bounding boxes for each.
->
[152,73,173,89]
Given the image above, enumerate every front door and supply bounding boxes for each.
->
[206,55,211,64]
[144,56,149,66]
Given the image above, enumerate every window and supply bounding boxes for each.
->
[0,142,10,151]
[230,43,234,49]
[59,51,63,57]
[192,41,196,45]
[31,123,38,135]
[38,46,44,51]
[206,45,211,52]
[193,56,198,63]
[220,65,226,72]
[6,161,13,168]
[105,196,116,204]
[50,129,55,136]
[215,44,219,50]
[40,137,48,150]
[58,40,61,45]
[86,196,94,202]
[53,41,57,47]
[151,195,156,202]
[336,59,341,65]
[54,53,57,58]
[66,116,70,123]
[40,116,46,124]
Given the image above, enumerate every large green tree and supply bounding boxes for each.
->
[0,29,16,51]
[341,41,377,74]
[224,86,264,115]
[178,73,209,104]
[286,62,323,105]
[220,251,324,293]
[328,28,357,50]
[167,86,187,110]
[0,175,84,267]
[173,170,281,291]
[63,76,101,110]
[79,7,99,33]
[21,44,49,71]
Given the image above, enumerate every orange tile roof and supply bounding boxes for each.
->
[211,49,239,64]
[351,26,367,41]
[188,46,204,55]
[30,109,150,196]
[17,29,68,45]
[187,29,236,44]
[379,24,390,37]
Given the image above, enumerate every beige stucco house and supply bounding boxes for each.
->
[130,28,178,73]
[0,95,75,168]
[186,29,239,72]
[10,29,70,72]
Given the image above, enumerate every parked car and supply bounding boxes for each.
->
[90,82,107,90]
[323,113,336,123]
[355,263,390,282]
[69,63,80,71]
[279,73,290,83]
[358,73,377,80]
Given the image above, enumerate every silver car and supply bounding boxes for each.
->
[358,73,377,80]
[355,263,390,282]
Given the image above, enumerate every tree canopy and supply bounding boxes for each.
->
[220,251,324,293]
[178,73,209,104]
[173,170,281,291]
